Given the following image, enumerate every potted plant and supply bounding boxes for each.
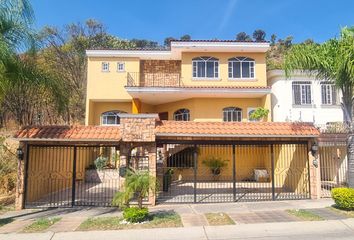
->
[202,157,228,176]
[249,107,270,121]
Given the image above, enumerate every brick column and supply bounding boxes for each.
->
[147,143,157,205]
[308,141,321,199]
[15,142,27,210]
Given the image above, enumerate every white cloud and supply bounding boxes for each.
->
[218,0,238,33]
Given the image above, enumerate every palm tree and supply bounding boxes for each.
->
[284,26,354,188]
[0,0,68,126]
[112,170,157,209]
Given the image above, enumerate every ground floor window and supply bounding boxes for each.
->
[174,108,190,121]
[101,111,126,125]
[223,107,242,122]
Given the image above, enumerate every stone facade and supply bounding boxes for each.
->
[119,114,157,142]
[15,143,26,210]
[140,60,181,87]
[308,141,321,199]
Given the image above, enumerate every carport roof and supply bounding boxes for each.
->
[155,121,320,138]
[14,125,121,142]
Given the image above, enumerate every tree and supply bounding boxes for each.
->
[0,0,68,126]
[130,39,158,48]
[270,34,277,46]
[253,29,266,41]
[284,27,354,188]
[112,170,157,209]
[180,34,191,41]
[303,38,315,45]
[164,37,176,46]
[236,32,252,41]
[39,19,135,124]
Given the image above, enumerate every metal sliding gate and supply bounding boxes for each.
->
[25,145,121,208]
[157,142,310,204]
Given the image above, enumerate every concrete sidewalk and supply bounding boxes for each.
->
[1,218,354,240]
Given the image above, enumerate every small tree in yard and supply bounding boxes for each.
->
[112,170,157,209]
[284,26,354,187]
[249,107,269,121]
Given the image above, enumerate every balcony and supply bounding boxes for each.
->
[127,72,182,87]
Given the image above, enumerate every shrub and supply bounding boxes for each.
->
[123,207,149,223]
[331,188,354,210]
[94,156,108,170]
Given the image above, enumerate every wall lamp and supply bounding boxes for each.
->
[16,147,24,160]
[311,143,319,156]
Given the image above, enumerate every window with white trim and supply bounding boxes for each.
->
[292,81,312,105]
[102,62,110,72]
[173,108,190,121]
[101,111,126,125]
[223,107,242,122]
[192,56,219,79]
[117,62,125,72]
[228,57,255,79]
[321,82,337,105]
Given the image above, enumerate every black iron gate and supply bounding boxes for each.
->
[156,142,310,204]
[24,145,121,208]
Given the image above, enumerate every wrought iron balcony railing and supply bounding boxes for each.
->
[127,72,182,87]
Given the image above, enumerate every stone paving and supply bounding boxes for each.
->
[0,198,345,232]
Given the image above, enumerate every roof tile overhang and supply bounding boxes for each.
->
[14,126,121,142]
[155,121,320,138]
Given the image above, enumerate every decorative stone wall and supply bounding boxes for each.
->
[308,141,321,199]
[119,114,157,142]
[140,60,181,87]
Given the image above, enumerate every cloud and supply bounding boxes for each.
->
[218,0,238,33]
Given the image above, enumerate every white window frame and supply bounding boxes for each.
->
[223,107,242,122]
[101,62,110,72]
[321,82,336,105]
[100,111,125,125]
[228,57,255,80]
[192,56,219,80]
[117,62,125,72]
[173,108,190,121]
[292,81,312,105]
[247,108,259,122]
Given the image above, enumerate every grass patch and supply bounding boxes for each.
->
[0,218,13,227]
[22,217,61,233]
[205,213,234,226]
[78,210,182,231]
[287,209,324,221]
[0,204,15,215]
[329,206,354,218]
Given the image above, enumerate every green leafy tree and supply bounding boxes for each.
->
[236,32,252,41]
[164,36,176,46]
[130,38,158,48]
[180,34,191,41]
[284,26,354,188]
[270,34,277,46]
[112,170,157,209]
[253,29,266,41]
[39,19,135,124]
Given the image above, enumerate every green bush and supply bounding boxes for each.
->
[94,156,108,170]
[331,188,354,210]
[123,207,149,223]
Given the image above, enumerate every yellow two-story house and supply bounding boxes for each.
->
[85,40,272,125]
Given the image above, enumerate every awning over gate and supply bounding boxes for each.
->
[155,121,319,138]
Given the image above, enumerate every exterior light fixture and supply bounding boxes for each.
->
[313,158,319,168]
[16,147,24,160]
[311,143,319,156]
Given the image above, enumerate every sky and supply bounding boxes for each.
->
[31,0,354,44]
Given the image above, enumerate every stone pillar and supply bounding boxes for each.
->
[15,142,27,210]
[308,140,321,199]
[147,143,157,205]
[347,134,354,188]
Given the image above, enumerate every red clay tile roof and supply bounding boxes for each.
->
[127,85,271,90]
[14,126,121,141]
[171,39,269,43]
[155,121,319,137]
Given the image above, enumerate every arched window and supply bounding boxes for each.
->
[101,110,126,125]
[173,108,190,121]
[228,57,255,79]
[223,107,242,122]
[192,56,219,79]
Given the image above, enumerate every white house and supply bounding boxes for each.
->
[268,70,343,126]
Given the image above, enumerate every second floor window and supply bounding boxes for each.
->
[292,81,312,105]
[223,107,242,122]
[102,62,110,72]
[174,108,190,121]
[321,82,337,105]
[117,62,125,72]
[192,56,219,79]
[101,110,126,125]
[228,57,255,79]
